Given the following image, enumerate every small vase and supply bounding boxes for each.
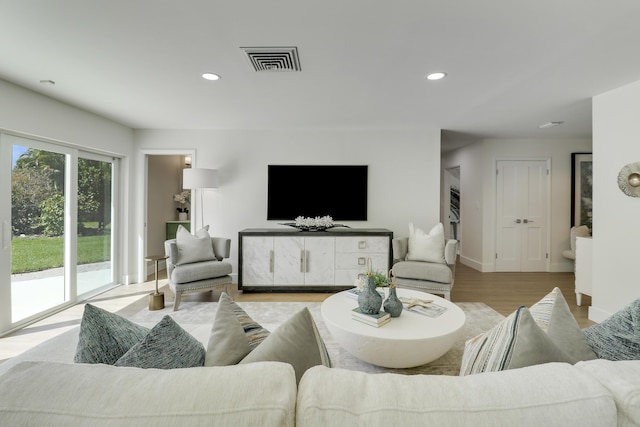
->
[358,275,383,315]
[383,286,403,317]
[178,212,187,221]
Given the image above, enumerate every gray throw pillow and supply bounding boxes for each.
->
[239,307,331,384]
[175,225,215,265]
[529,287,597,361]
[583,299,640,360]
[74,304,149,365]
[205,292,270,366]
[115,315,205,369]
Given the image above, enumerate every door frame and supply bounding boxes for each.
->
[137,149,196,284]
[494,157,551,272]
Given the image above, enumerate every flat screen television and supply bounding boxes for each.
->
[267,165,368,221]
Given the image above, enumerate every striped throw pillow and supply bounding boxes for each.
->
[460,306,574,375]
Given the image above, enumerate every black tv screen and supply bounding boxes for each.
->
[267,165,368,221]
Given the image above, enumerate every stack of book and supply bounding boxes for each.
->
[351,307,391,327]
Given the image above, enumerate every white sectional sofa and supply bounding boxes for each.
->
[0,358,639,426]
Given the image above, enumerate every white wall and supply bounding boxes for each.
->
[0,79,136,284]
[443,137,592,272]
[134,129,442,280]
[591,79,640,321]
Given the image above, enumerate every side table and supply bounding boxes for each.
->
[146,254,168,310]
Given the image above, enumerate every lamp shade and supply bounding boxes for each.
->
[183,168,218,189]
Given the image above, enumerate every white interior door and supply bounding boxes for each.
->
[496,160,550,272]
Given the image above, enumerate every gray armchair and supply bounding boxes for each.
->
[164,237,233,311]
[391,238,458,300]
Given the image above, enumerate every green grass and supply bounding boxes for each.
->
[11,234,111,274]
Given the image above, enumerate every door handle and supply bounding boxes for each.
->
[300,250,310,273]
[3,220,10,250]
[523,219,534,224]
[514,219,522,223]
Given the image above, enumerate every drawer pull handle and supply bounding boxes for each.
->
[358,257,366,265]
[358,241,367,249]
[269,250,274,273]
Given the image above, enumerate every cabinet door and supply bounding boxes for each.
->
[242,236,274,285]
[303,237,335,285]
[273,237,305,285]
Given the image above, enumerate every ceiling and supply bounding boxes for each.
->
[2,0,640,147]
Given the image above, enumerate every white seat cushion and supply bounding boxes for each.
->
[297,364,616,426]
[0,361,296,427]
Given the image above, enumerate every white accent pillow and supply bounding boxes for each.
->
[176,225,215,265]
[406,222,446,264]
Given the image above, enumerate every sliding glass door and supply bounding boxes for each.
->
[77,153,116,297]
[0,133,119,334]
[8,137,71,323]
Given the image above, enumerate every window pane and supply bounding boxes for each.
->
[11,145,66,321]
[77,157,113,295]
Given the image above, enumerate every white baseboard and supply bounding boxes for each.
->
[588,305,611,323]
[550,262,574,273]
[459,256,486,272]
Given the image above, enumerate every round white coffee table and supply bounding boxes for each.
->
[321,288,466,368]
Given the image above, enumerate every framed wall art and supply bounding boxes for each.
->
[571,152,593,230]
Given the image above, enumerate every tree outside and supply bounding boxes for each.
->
[11,147,112,273]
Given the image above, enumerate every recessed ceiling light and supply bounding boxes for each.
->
[426,72,447,81]
[202,73,221,81]
[538,121,564,129]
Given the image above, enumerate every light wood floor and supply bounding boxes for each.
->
[0,261,592,362]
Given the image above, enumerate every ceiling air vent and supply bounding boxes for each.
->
[241,46,301,72]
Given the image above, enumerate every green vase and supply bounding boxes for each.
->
[358,275,382,315]
[383,287,403,317]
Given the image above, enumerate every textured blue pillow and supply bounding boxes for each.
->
[115,315,205,369]
[74,304,149,365]
[583,299,640,360]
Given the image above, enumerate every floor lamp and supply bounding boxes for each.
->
[183,168,219,231]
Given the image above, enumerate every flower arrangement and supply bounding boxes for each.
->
[295,215,334,229]
[280,215,349,231]
[353,270,390,289]
[173,190,190,213]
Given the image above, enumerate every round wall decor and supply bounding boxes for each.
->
[617,162,640,197]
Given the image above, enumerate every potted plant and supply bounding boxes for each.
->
[173,190,190,220]
[372,270,391,288]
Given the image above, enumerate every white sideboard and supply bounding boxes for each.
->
[239,228,393,291]
[575,236,593,306]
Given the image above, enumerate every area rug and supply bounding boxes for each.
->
[127,300,505,376]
